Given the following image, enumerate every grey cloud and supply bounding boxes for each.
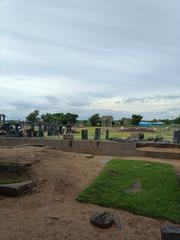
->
[0,0,180,119]
[10,100,48,111]
[123,95,180,104]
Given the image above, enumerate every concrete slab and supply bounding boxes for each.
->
[161,226,180,240]
[0,181,36,197]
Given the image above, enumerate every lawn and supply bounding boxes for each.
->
[77,160,180,223]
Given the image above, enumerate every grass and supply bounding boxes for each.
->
[0,179,22,184]
[77,159,180,223]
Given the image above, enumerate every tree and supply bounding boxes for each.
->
[41,112,79,125]
[89,114,102,126]
[64,113,79,125]
[131,114,143,126]
[26,110,40,122]
[41,113,54,123]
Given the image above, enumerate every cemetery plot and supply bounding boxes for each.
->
[78,160,180,223]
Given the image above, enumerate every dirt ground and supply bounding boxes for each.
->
[0,146,180,240]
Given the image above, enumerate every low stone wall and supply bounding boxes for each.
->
[0,137,180,160]
[0,137,137,156]
[136,149,180,160]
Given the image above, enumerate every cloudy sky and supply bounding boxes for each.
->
[0,0,180,120]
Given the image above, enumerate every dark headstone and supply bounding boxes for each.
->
[90,211,114,229]
[94,128,101,140]
[138,133,144,140]
[161,226,180,240]
[82,129,88,140]
[173,130,180,144]
[105,129,109,140]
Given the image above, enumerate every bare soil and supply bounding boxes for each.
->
[0,146,179,240]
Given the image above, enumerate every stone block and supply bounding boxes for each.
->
[161,226,180,240]
[0,181,36,197]
[63,134,74,140]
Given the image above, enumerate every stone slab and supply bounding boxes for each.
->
[161,226,180,240]
[0,181,36,197]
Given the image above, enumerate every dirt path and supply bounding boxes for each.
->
[0,146,179,240]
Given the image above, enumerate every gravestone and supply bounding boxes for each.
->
[63,134,74,140]
[105,129,109,140]
[173,130,180,144]
[81,129,88,140]
[94,128,101,140]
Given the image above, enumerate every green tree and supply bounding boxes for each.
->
[26,110,40,122]
[64,113,79,125]
[41,112,79,125]
[131,114,143,126]
[89,114,102,126]
[41,113,54,123]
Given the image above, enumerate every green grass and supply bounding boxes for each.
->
[0,179,21,184]
[77,160,180,223]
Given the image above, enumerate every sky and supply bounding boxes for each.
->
[0,0,180,120]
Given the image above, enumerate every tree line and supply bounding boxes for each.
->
[26,110,180,127]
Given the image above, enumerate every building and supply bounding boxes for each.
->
[139,121,164,127]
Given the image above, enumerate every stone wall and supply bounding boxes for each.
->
[0,137,137,156]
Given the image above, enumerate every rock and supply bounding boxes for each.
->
[0,181,36,197]
[161,226,180,240]
[90,211,114,229]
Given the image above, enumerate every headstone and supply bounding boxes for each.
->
[90,211,114,229]
[173,130,180,144]
[81,129,88,140]
[94,128,101,140]
[63,134,74,140]
[161,226,180,240]
[105,129,109,140]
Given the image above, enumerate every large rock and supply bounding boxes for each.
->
[0,181,36,197]
[161,226,180,240]
[90,211,114,229]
